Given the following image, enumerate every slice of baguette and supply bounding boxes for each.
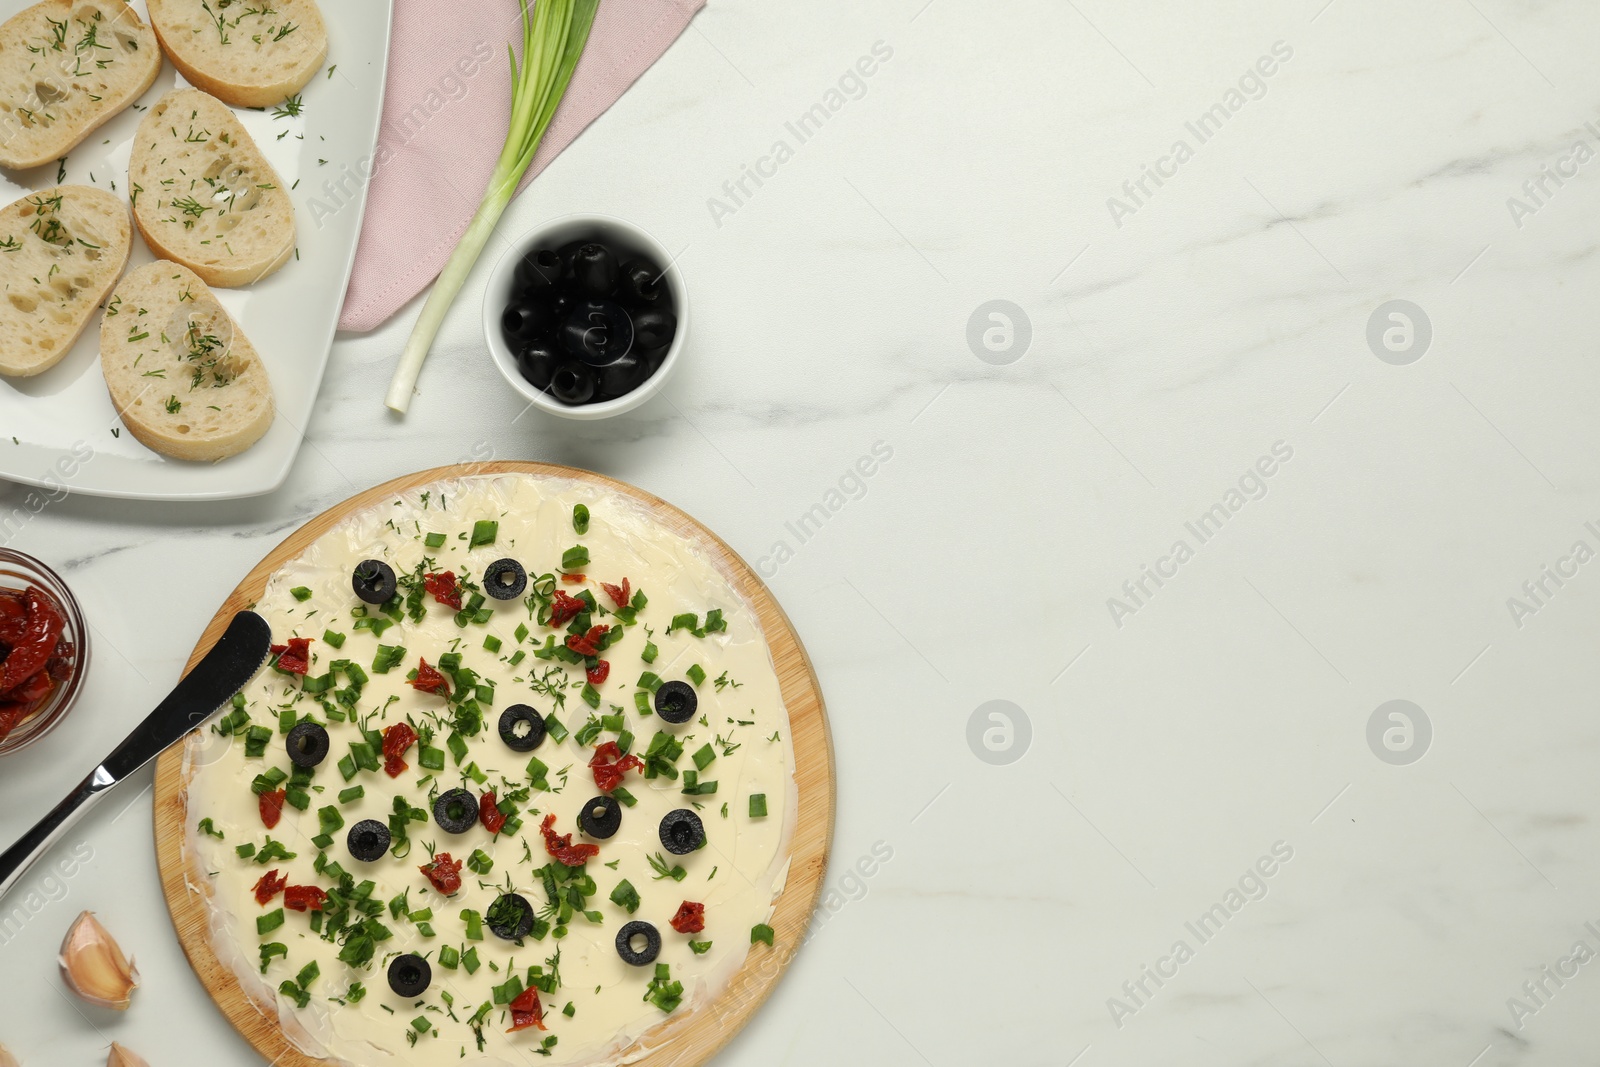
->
[0,185,130,377]
[99,260,274,461]
[130,87,295,288]
[146,0,326,108]
[0,0,162,170]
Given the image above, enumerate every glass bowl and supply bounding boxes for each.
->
[0,548,89,755]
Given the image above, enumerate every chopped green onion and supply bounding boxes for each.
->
[290,586,313,602]
[257,909,285,934]
[749,794,767,818]
[751,924,774,946]
[470,520,499,548]
[371,644,407,674]
[562,545,589,570]
[424,532,447,548]
[686,664,705,687]
[609,879,639,913]
[572,504,589,533]
[323,629,346,649]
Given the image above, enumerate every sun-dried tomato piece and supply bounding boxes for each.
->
[252,869,287,905]
[410,659,450,697]
[601,578,631,609]
[419,852,463,895]
[423,571,462,610]
[549,590,586,627]
[0,588,63,692]
[669,900,705,934]
[1,669,54,707]
[507,986,547,1032]
[283,885,327,912]
[479,790,507,835]
[539,814,599,867]
[565,625,608,658]
[382,721,418,777]
[585,660,610,686]
[272,637,312,676]
[561,573,586,584]
[258,788,286,829]
[588,741,643,793]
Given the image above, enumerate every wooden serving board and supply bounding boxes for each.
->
[153,462,835,1067]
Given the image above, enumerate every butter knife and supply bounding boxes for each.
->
[0,610,273,902]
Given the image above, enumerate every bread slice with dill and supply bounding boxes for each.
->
[129,87,295,288]
[0,0,163,171]
[0,185,131,377]
[145,0,326,108]
[99,260,274,461]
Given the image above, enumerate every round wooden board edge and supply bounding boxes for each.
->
[153,461,836,1067]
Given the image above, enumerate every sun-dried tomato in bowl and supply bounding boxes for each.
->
[0,549,88,754]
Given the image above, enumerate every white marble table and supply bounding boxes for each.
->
[6,0,1600,1063]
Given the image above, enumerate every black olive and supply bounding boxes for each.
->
[569,242,619,297]
[555,239,587,277]
[516,338,561,391]
[617,259,664,306]
[482,558,527,600]
[387,953,432,997]
[615,921,661,966]
[285,721,329,768]
[347,819,391,862]
[639,345,669,375]
[486,893,536,940]
[548,361,597,405]
[560,300,634,367]
[351,560,396,605]
[659,809,705,855]
[577,795,621,839]
[632,306,677,350]
[654,681,697,724]
[433,788,478,834]
[514,248,565,292]
[595,353,648,400]
[501,301,554,347]
[499,704,546,752]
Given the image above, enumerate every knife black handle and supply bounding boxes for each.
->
[101,610,273,781]
[0,610,273,905]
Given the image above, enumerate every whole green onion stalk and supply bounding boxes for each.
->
[385,0,600,414]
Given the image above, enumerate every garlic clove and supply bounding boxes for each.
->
[106,1043,148,1067]
[0,1042,19,1067]
[59,911,139,1010]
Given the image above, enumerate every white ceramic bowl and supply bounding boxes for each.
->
[482,213,687,420]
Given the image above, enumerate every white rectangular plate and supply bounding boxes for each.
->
[0,0,392,500]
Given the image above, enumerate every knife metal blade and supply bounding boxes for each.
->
[0,609,273,902]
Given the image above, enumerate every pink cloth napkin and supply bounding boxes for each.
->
[338,0,703,332]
